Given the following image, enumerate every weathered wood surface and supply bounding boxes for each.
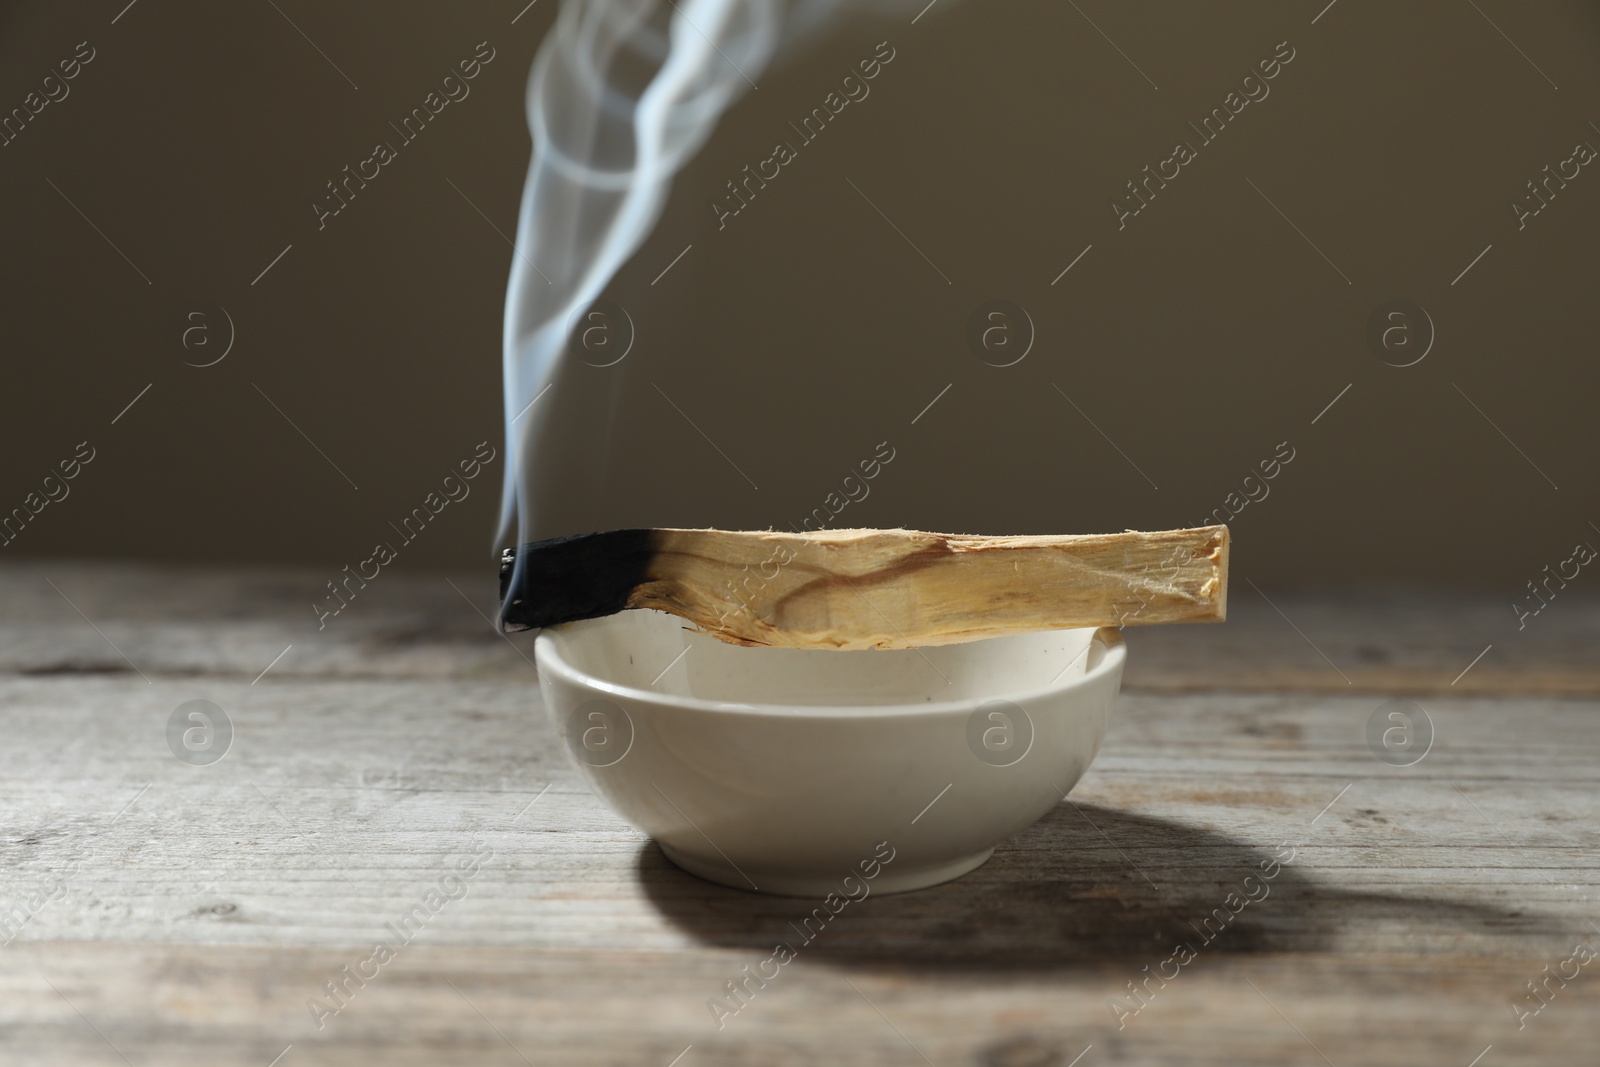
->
[2,563,1598,1065]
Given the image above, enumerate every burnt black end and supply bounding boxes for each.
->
[498,529,658,632]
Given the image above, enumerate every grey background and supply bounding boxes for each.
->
[3,0,1597,592]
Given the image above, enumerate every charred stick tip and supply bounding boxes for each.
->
[498,529,658,632]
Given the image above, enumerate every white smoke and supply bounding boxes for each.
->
[498,0,921,552]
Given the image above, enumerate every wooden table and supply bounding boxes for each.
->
[3,563,1597,1065]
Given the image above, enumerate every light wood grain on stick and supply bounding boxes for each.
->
[635,525,1229,650]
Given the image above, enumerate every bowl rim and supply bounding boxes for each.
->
[533,617,1126,717]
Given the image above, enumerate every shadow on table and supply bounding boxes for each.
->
[638,802,1551,970]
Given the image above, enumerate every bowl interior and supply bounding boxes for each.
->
[544,609,1098,709]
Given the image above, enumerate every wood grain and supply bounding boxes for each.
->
[2,563,1597,1065]
[638,525,1228,649]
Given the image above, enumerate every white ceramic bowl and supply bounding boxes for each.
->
[534,610,1125,896]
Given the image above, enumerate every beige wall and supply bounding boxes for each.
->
[3,0,1597,590]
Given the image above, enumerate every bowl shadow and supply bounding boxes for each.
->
[637,802,1553,971]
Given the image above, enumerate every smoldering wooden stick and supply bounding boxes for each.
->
[498,525,1228,651]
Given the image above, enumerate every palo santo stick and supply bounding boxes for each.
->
[499,525,1228,651]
